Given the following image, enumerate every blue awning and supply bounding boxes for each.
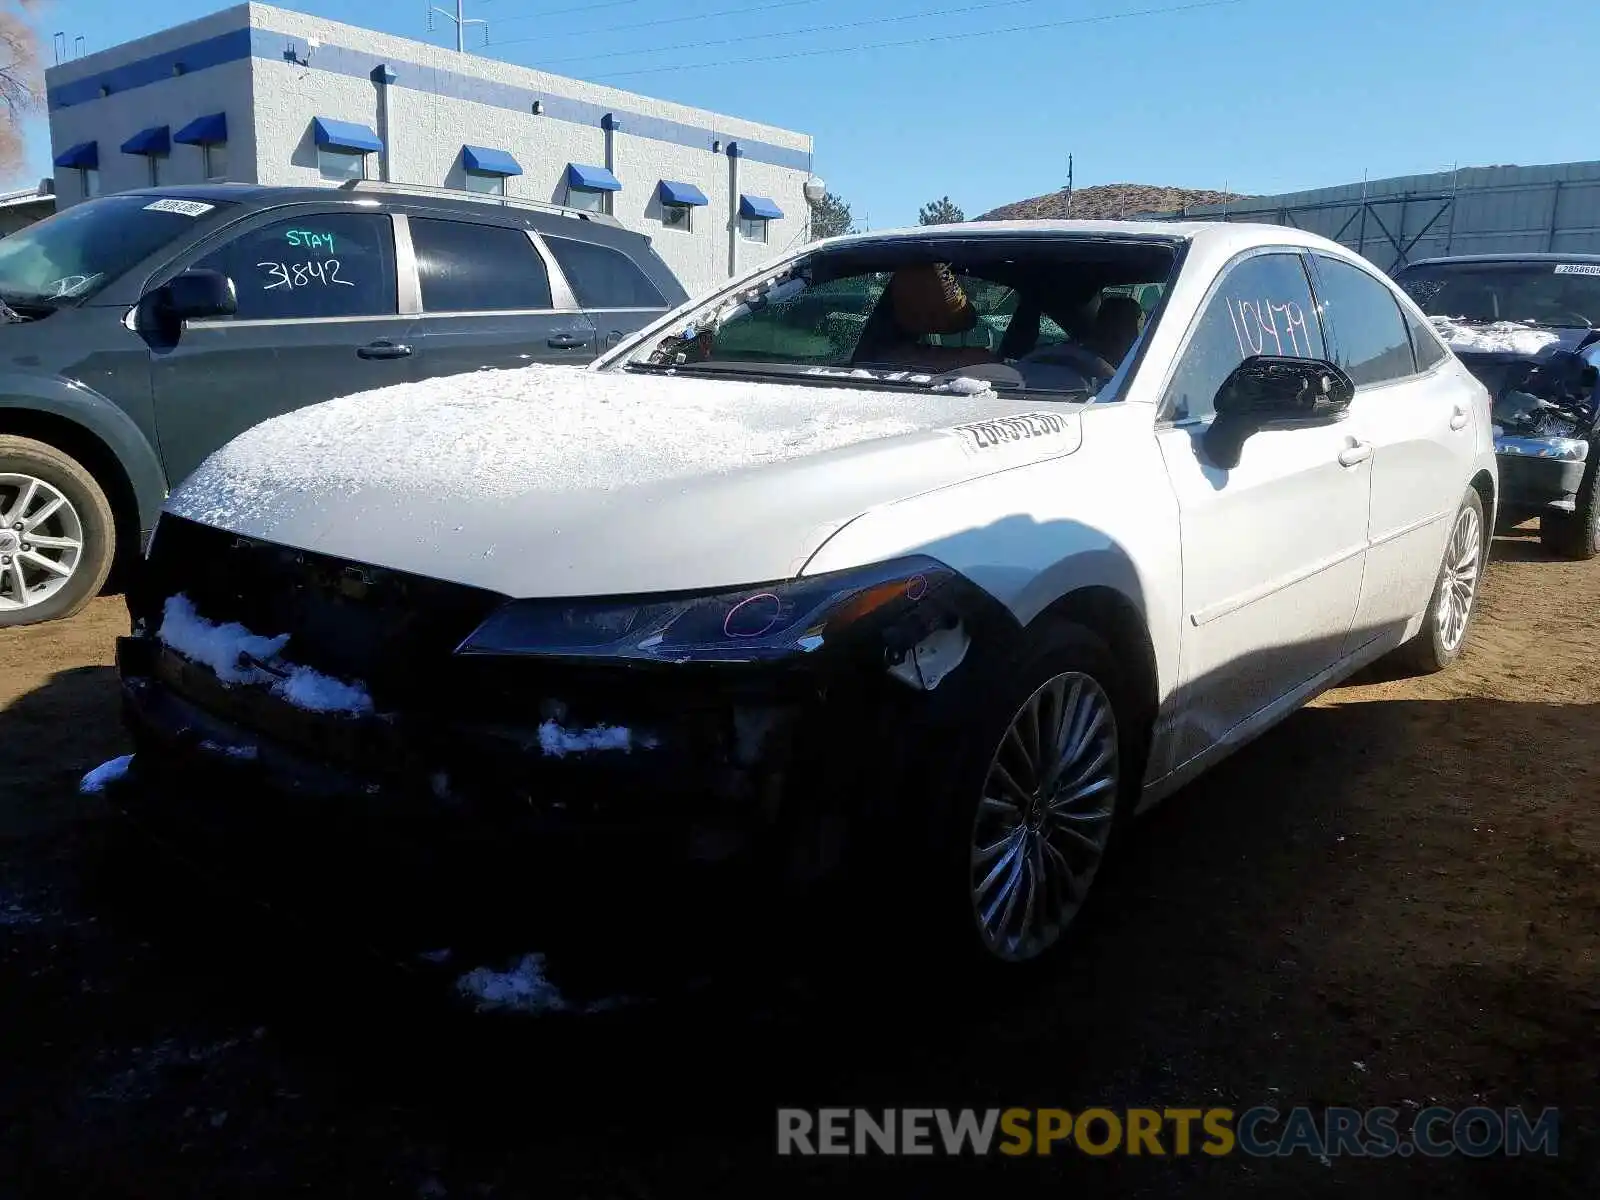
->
[738,194,784,220]
[658,179,708,207]
[121,125,170,156]
[53,141,98,169]
[565,163,621,192]
[462,145,522,177]
[173,112,227,145]
[312,117,382,154]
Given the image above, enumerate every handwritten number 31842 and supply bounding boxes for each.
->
[257,259,353,290]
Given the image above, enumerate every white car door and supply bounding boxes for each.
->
[1309,253,1478,653]
[1153,250,1372,772]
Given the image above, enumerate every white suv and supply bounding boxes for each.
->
[114,220,1496,978]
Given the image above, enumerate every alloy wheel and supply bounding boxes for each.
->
[0,473,85,612]
[970,670,1120,963]
[1436,504,1482,653]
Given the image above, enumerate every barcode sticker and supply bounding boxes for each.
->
[144,199,215,216]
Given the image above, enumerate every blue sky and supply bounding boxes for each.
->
[17,0,1600,227]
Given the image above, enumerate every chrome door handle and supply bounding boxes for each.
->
[1338,440,1374,467]
[547,332,586,350]
[1450,405,1470,431]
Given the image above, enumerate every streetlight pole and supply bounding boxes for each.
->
[430,0,487,52]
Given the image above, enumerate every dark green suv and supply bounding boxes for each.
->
[0,180,688,626]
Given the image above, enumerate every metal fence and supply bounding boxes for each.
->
[1148,161,1600,275]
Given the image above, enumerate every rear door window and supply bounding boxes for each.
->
[544,235,667,309]
[193,212,396,320]
[410,217,553,312]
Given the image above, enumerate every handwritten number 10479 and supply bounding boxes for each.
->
[257,259,352,290]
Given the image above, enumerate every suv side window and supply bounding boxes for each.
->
[543,235,667,309]
[410,217,553,312]
[1163,252,1326,423]
[1313,255,1417,386]
[193,213,396,321]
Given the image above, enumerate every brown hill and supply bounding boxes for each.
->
[978,183,1249,222]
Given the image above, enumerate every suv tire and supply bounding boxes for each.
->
[0,435,116,627]
[1538,457,1600,560]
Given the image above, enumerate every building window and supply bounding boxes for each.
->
[318,147,367,183]
[203,143,228,180]
[738,215,768,243]
[464,172,505,196]
[566,186,609,215]
[80,168,100,198]
[662,203,693,232]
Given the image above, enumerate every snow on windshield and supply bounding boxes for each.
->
[1429,317,1561,356]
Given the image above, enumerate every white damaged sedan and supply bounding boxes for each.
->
[111,220,1497,976]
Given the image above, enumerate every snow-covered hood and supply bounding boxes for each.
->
[165,364,1086,597]
[1431,316,1597,361]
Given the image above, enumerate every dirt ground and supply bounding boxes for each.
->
[1,527,1596,1198]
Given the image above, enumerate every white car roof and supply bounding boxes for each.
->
[815,218,1355,261]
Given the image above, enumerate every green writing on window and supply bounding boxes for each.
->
[285,229,336,252]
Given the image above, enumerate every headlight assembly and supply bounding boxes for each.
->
[453,557,960,664]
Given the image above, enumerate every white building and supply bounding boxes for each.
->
[44,3,816,294]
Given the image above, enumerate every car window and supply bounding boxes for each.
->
[710,273,889,365]
[410,218,552,313]
[1403,302,1450,371]
[1163,252,1326,423]
[543,236,666,309]
[1313,255,1416,386]
[194,212,396,321]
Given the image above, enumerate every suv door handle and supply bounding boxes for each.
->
[547,333,586,350]
[357,340,412,360]
[1337,440,1374,467]
[1450,404,1470,431]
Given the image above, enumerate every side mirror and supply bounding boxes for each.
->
[1214,355,1355,423]
[157,268,236,322]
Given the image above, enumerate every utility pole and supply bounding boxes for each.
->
[1065,153,1074,213]
[429,0,487,52]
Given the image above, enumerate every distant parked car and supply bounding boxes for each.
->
[1394,253,1600,557]
[110,220,1496,981]
[0,180,687,627]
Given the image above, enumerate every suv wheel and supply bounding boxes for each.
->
[0,436,116,627]
[1538,458,1600,560]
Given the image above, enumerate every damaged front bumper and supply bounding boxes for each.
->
[1494,433,1590,515]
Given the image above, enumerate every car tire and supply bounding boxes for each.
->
[887,618,1142,981]
[1393,486,1487,675]
[0,435,117,628]
[1537,458,1600,560]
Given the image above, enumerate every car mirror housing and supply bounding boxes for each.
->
[159,268,237,322]
[1213,355,1355,423]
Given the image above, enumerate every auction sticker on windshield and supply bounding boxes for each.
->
[143,199,215,217]
[1553,263,1600,276]
[943,411,1080,456]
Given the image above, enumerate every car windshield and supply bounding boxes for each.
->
[1396,261,1600,328]
[0,194,234,305]
[626,236,1177,399]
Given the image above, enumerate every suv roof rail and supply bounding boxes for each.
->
[336,179,622,226]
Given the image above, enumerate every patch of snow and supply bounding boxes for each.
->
[456,953,570,1014]
[933,376,994,396]
[158,594,374,717]
[199,740,258,761]
[537,720,651,757]
[1429,316,1561,356]
[455,952,634,1015]
[79,755,133,794]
